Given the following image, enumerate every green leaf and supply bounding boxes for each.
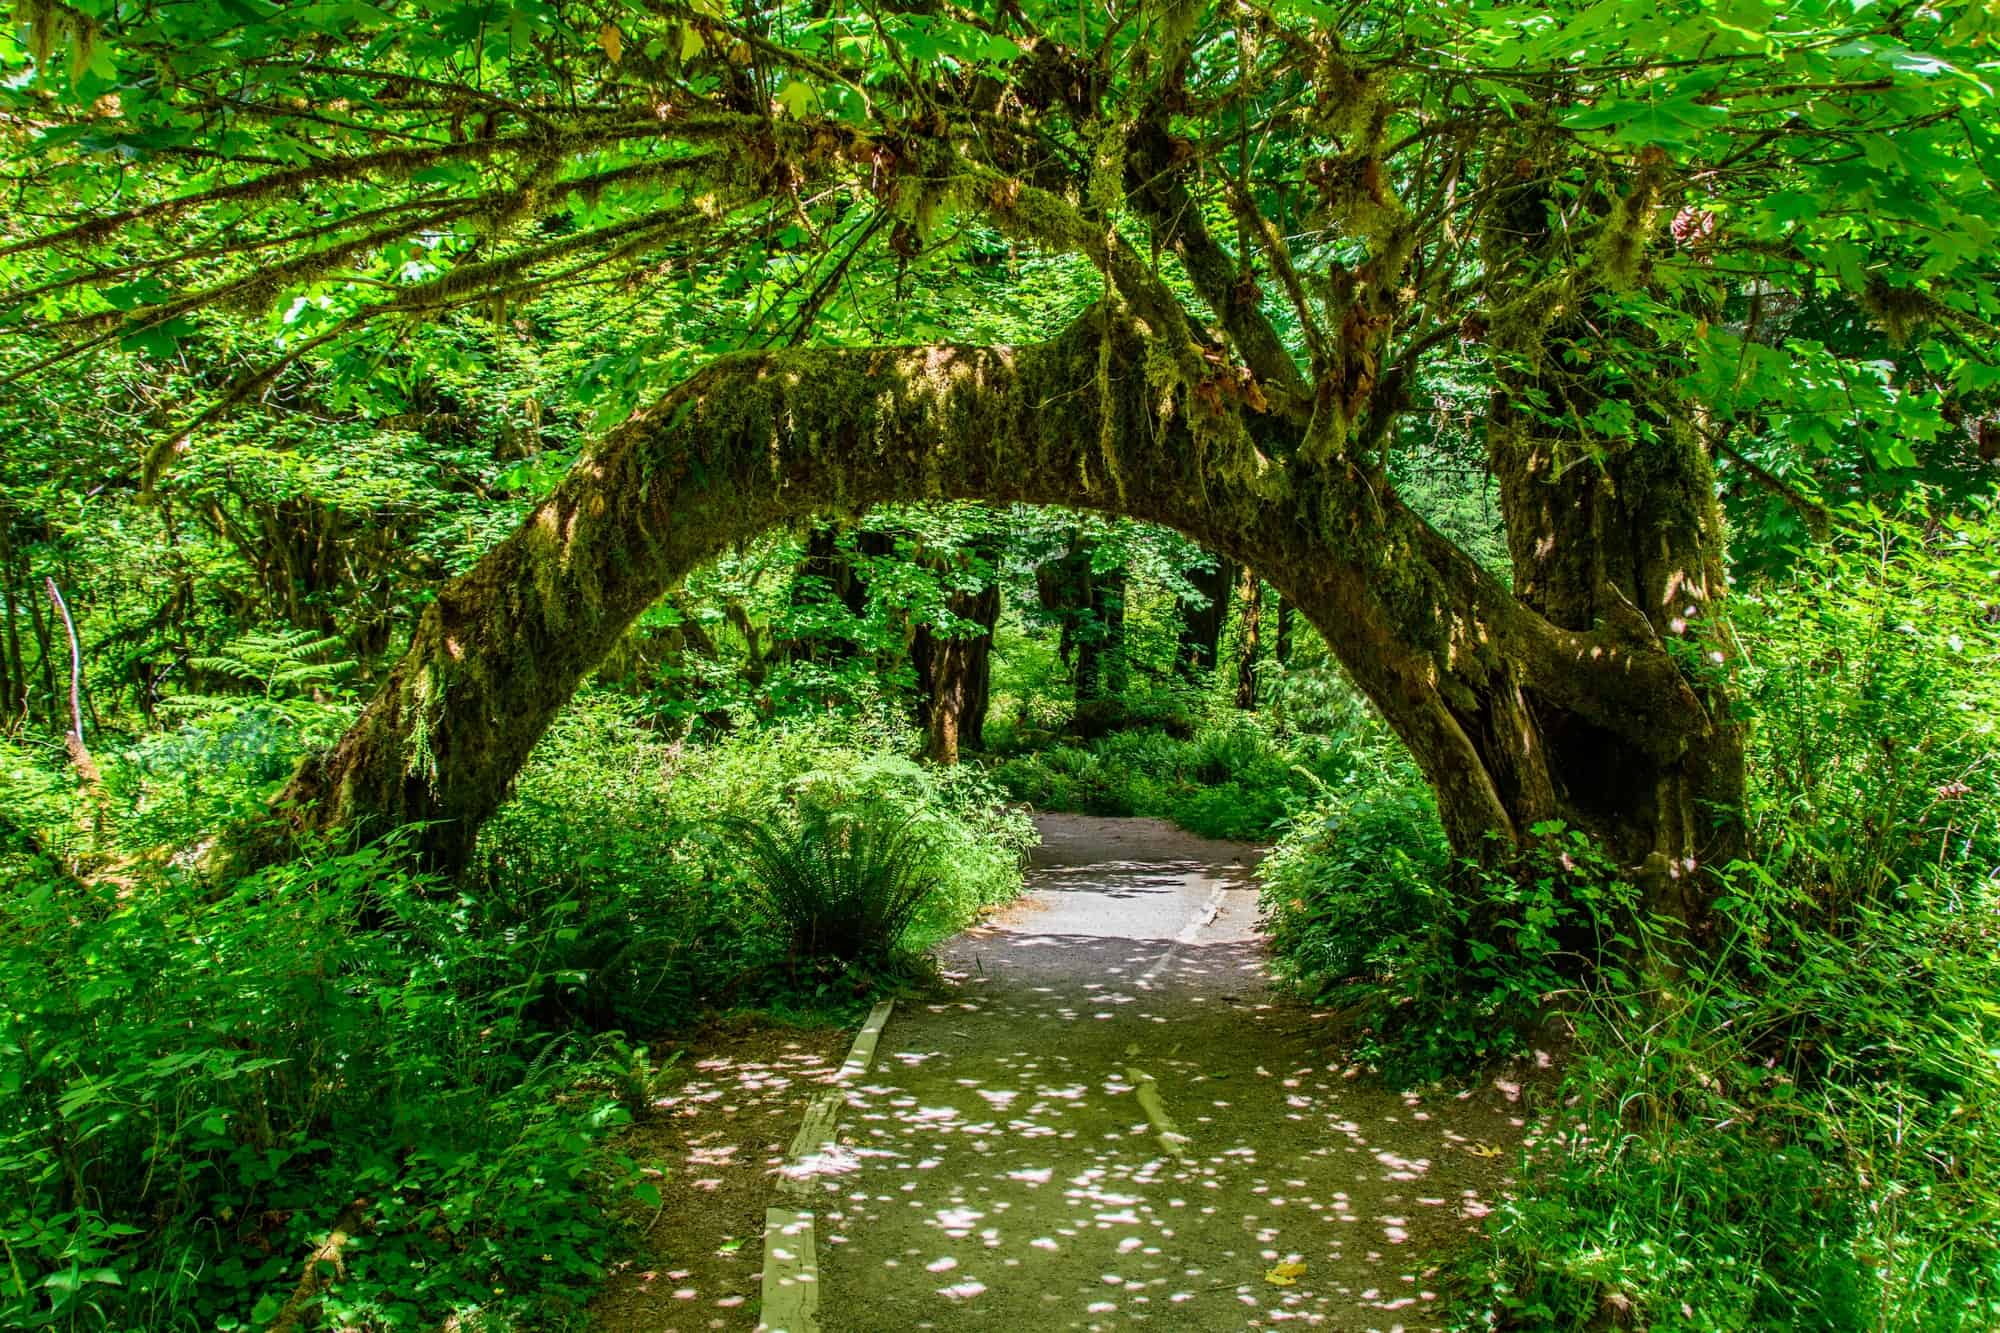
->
[776,80,817,119]
[1828,39,1988,90]
[1561,94,1729,149]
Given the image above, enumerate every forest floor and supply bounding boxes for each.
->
[595,814,1531,1332]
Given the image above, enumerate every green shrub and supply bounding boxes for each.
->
[1,694,1038,1331]
[1464,855,2000,1332]
[991,717,1356,841]
[1264,784,1634,1082]
[1453,501,2000,1331]
[726,798,941,963]
[470,698,1033,1029]
[1263,502,2000,1331]
[1261,758,1450,997]
[0,835,633,1333]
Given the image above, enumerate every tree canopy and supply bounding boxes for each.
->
[5,0,1995,488]
[5,0,1998,880]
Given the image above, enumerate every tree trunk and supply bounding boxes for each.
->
[1234,569,1263,710]
[784,523,894,664]
[912,574,1000,764]
[1079,567,1126,701]
[260,304,1737,915]
[1036,536,1124,702]
[1275,597,1294,666]
[0,521,22,723]
[24,553,56,729]
[1173,554,1235,679]
[1472,161,1747,912]
[959,583,998,748]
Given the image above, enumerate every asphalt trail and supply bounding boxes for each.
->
[810,814,1526,1332]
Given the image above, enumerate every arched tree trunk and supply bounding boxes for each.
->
[266,304,1734,915]
[1475,159,1748,913]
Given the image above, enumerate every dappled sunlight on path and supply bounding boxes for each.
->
[813,815,1525,1331]
[593,1026,849,1332]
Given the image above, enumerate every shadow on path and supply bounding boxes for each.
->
[812,814,1528,1332]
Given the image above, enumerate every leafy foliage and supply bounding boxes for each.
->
[726,797,943,964]
[1261,500,2000,1329]
[468,699,1033,1031]
[178,627,355,702]
[1,1,1998,1328]
[993,720,1347,842]
[0,835,631,1332]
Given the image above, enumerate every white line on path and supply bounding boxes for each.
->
[1138,879,1229,987]
[1124,1064,1192,1159]
[758,998,895,1333]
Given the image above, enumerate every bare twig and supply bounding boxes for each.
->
[44,578,98,785]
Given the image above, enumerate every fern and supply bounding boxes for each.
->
[179,626,357,702]
[723,798,940,964]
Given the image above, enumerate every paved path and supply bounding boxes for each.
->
[806,815,1525,1331]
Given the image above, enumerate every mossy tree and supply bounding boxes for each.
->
[4,0,1997,919]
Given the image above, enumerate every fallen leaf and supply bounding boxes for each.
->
[1465,1142,1503,1158]
[1264,1260,1307,1286]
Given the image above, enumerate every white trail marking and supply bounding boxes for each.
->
[759,998,895,1331]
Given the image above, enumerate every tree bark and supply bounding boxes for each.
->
[912,566,1000,764]
[1173,554,1236,679]
[1034,536,1126,702]
[24,552,56,728]
[908,532,1000,764]
[1474,162,1747,909]
[261,304,1734,902]
[1234,569,1263,710]
[0,521,22,723]
[784,523,894,664]
[1077,566,1126,701]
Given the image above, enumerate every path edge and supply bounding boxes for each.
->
[757,998,895,1333]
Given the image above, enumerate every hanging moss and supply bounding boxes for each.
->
[1860,276,1936,346]
[1587,166,1664,293]
[1309,51,1383,144]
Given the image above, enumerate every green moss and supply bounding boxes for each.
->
[1309,52,1383,144]
[1587,175,1660,293]
[1860,276,1935,346]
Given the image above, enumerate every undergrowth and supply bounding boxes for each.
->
[989,719,1350,841]
[471,701,1034,1029]
[0,832,634,1332]
[1,703,1030,1330]
[726,798,948,965]
[1261,502,2000,1331]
